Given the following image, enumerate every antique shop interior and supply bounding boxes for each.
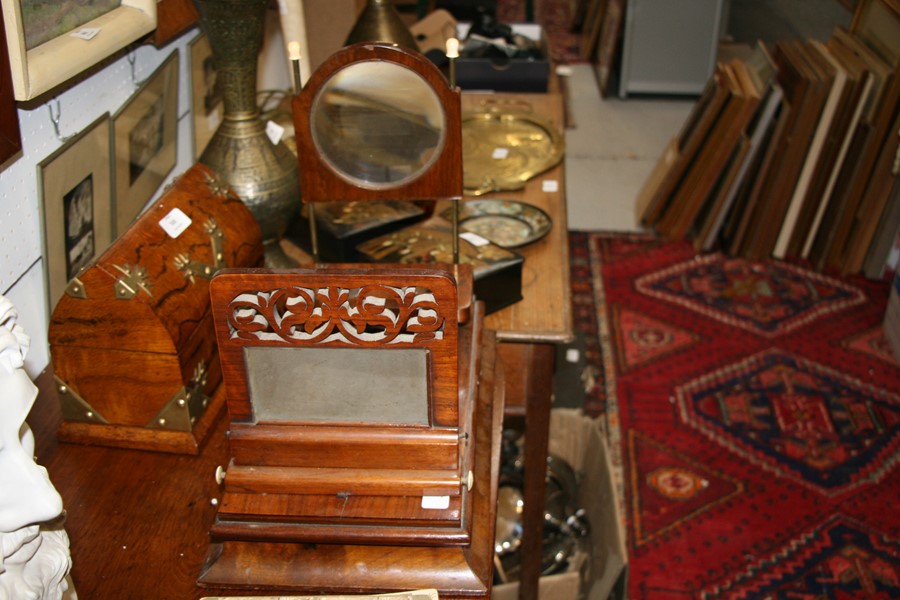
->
[2,0,899,599]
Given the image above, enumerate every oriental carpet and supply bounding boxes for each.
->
[568,231,900,599]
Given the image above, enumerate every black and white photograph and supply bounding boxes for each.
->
[62,173,95,278]
[189,33,222,159]
[128,96,164,185]
[112,50,178,234]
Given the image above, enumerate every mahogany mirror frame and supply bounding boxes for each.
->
[292,42,463,204]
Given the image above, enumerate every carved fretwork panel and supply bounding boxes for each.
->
[226,284,445,346]
[209,266,461,426]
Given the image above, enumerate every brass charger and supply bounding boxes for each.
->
[462,109,565,196]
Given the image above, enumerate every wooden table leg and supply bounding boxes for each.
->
[497,342,556,600]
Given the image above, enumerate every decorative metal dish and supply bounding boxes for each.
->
[461,111,565,196]
[440,199,552,248]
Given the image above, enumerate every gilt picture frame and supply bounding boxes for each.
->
[1,0,157,101]
[38,113,113,312]
[189,32,222,160]
[112,49,179,235]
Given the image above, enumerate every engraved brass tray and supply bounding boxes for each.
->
[462,111,564,196]
[439,199,552,248]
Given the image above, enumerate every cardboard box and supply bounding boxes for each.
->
[456,23,550,93]
[493,409,628,600]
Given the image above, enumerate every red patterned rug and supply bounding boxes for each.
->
[573,231,900,598]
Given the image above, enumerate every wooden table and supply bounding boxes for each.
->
[465,93,573,346]
[27,92,571,600]
[462,91,574,600]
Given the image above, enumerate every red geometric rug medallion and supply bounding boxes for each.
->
[575,232,900,599]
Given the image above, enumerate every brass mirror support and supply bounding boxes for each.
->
[446,38,459,90]
[288,40,321,264]
[452,198,460,264]
[309,204,321,263]
[446,38,460,264]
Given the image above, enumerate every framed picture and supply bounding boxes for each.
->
[151,0,199,47]
[112,49,178,235]
[38,113,113,311]
[0,9,21,166]
[189,33,222,160]
[1,0,156,101]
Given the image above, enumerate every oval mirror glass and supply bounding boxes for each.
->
[311,60,446,189]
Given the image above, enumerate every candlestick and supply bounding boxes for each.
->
[288,40,302,94]
[446,37,459,89]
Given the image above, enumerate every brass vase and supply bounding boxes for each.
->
[194,0,300,266]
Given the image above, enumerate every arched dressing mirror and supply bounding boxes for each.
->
[311,60,446,189]
[293,42,463,204]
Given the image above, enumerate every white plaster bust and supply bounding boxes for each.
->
[0,295,75,600]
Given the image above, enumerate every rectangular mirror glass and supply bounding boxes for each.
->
[245,346,430,425]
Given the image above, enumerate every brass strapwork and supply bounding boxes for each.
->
[147,361,211,432]
[112,264,152,300]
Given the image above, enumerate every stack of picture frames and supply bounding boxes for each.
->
[637,0,900,279]
[37,47,182,312]
[11,0,227,317]
[0,0,224,315]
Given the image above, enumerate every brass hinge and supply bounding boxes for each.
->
[112,264,152,300]
[55,377,109,424]
[146,361,211,432]
[64,277,88,299]
[173,218,227,284]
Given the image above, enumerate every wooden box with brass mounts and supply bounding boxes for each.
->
[200,265,502,598]
[197,42,502,597]
[206,265,478,542]
[47,163,264,455]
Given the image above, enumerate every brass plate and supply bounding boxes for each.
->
[440,199,553,248]
[462,112,564,196]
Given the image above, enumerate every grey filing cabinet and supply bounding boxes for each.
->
[618,0,729,98]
